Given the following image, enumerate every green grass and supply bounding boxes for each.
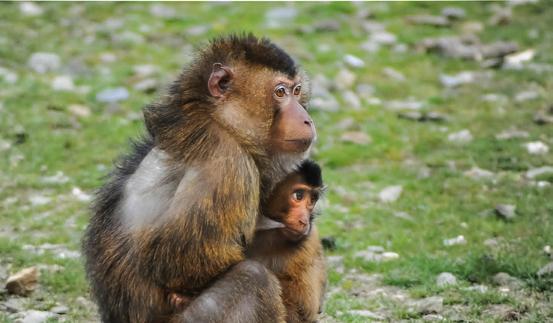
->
[1,2,553,321]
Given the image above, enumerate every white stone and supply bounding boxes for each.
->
[524,141,549,155]
[526,166,553,179]
[0,66,18,83]
[344,54,365,68]
[19,2,44,16]
[29,195,52,206]
[443,235,466,246]
[96,87,129,103]
[436,272,457,287]
[69,104,91,118]
[28,52,61,74]
[464,167,494,179]
[21,310,55,323]
[448,129,473,144]
[378,185,403,203]
[72,187,92,202]
[52,75,75,91]
[341,131,371,145]
[348,310,384,320]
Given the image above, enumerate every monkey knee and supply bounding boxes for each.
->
[234,260,277,287]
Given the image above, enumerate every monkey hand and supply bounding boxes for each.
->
[168,292,194,311]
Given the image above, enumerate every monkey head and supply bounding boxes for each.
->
[257,160,324,241]
[205,35,316,158]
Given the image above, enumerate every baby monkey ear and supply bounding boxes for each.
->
[208,63,234,98]
[255,215,286,232]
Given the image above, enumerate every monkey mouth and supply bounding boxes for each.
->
[283,139,313,152]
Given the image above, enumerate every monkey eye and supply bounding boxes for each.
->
[274,85,287,98]
[293,85,301,96]
[292,189,305,201]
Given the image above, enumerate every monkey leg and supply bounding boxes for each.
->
[170,260,285,323]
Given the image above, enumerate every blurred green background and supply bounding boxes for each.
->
[1,2,552,322]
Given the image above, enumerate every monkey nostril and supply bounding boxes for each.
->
[304,120,311,126]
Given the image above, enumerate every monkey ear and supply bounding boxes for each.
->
[208,63,233,98]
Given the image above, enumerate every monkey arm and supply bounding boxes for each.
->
[134,148,261,292]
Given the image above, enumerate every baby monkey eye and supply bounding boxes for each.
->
[275,85,287,98]
[293,85,301,96]
[292,189,305,201]
[311,191,319,203]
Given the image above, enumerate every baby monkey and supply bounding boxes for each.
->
[169,160,327,322]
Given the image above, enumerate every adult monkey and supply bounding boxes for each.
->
[83,34,316,323]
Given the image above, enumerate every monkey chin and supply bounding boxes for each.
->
[281,227,310,243]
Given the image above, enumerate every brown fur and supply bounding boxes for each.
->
[83,34,314,322]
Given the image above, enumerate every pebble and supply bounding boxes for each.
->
[6,267,38,296]
[423,314,445,321]
[504,49,535,69]
[410,296,444,314]
[265,7,297,28]
[341,131,371,145]
[407,15,451,27]
[51,75,75,91]
[537,262,553,276]
[482,305,520,321]
[525,166,553,179]
[19,2,44,16]
[378,185,402,203]
[441,7,466,20]
[29,195,52,206]
[448,129,473,144]
[0,66,18,84]
[436,272,457,287]
[311,96,339,112]
[443,235,466,246]
[440,71,476,88]
[495,204,516,220]
[133,64,158,77]
[492,272,524,289]
[20,310,55,323]
[524,141,549,155]
[334,69,356,90]
[68,104,91,118]
[41,171,69,185]
[344,54,365,69]
[355,248,399,263]
[342,91,361,110]
[515,90,539,102]
[370,31,397,45]
[72,187,92,202]
[28,52,61,74]
[347,310,384,320]
[149,4,176,18]
[50,305,69,315]
[96,87,129,103]
[133,78,158,93]
[387,99,424,111]
[382,67,405,82]
[495,128,529,140]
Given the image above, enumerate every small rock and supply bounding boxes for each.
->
[0,66,18,84]
[68,104,91,118]
[443,235,466,246]
[370,31,397,45]
[72,187,92,202]
[133,78,158,93]
[96,87,129,103]
[347,310,384,320]
[100,52,117,63]
[20,310,56,323]
[19,2,44,16]
[515,90,539,102]
[448,129,473,144]
[186,25,209,37]
[265,7,297,28]
[465,284,488,293]
[149,4,176,18]
[355,248,399,263]
[484,238,500,247]
[393,211,414,221]
[41,171,69,185]
[544,245,552,258]
[133,64,158,77]
[441,7,466,20]
[533,105,553,125]
[50,305,69,315]
[341,131,371,145]
[504,49,535,69]
[524,141,549,155]
[489,7,512,26]
[492,272,524,289]
[410,296,444,314]
[525,166,553,179]
[334,69,356,90]
[325,255,344,271]
[423,314,445,321]
[378,185,402,203]
[6,267,38,296]
[3,297,28,313]
[321,236,336,251]
[495,204,516,220]
[495,128,529,140]
[436,272,457,287]
[311,96,340,112]
[29,195,52,206]
[537,262,553,276]
[28,52,61,74]
[440,71,476,88]
[407,15,450,27]
[344,54,365,69]
[398,111,446,122]
[335,117,355,130]
[342,91,361,110]
[52,75,75,91]
[482,304,520,321]
[387,99,424,111]
[382,67,405,82]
